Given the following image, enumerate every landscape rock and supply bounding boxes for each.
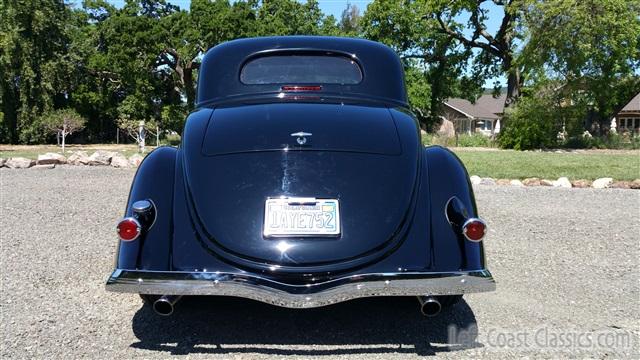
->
[110,154,130,168]
[592,177,613,189]
[437,119,456,138]
[88,150,115,166]
[36,152,67,165]
[129,154,144,167]
[67,151,90,165]
[571,179,592,188]
[540,179,554,186]
[630,179,640,189]
[5,157,35,169]
[510,179,524,187]
[610,181,630,189]
[496,179,511,186]
[480,177,496,186]
[552,177,572,188]
[0,158,5,167]
[469,175,482,185]
[32,164,56,170]
[522,178,541,186]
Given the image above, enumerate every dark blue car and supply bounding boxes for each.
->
[106,36,495,317]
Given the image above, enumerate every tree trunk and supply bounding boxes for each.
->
[503,55,521,109]
[139,121,146,153]
[1,82,19,143]
[61,124,66,153]
[183,60,200,109]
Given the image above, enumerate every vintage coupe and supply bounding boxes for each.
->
[106,36,495,316]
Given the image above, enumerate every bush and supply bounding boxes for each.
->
[423,133,495,148]
[498,96,558,150]
[165,133,181,146]
[456,133,494,147]
[562,133,640,149]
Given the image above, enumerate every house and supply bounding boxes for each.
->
[612,92,640,134]
[440,93,506,136]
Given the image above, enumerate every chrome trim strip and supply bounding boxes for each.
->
[106,269,495,308]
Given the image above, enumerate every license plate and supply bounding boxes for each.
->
[263,197,340,237]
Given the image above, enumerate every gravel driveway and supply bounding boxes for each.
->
[1,166,638,358]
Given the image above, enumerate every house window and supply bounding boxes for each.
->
[619,117,640,133]
[477,120,493,131]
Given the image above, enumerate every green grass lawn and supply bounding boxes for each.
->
[452,148,640,181]
[2,144,639,181]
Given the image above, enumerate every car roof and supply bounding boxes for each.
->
[196,36,408,107]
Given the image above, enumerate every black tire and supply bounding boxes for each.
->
[437,295,463,308]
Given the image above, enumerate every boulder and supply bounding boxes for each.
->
[437,119,456,138]
[0,158,5,167]
[469,175,482,185]
[5,157,35,169]
[552,177,572,188]
[540,179,554,186]
[496,179,511,186]
[36,152,67,165]
[522,178,540,186]
[67,151,90,165]
[510,179,524,187]
[630,179,640,190]
[129,153,144,167]
[592,178,613,189]
[610,181,630,189]
[571,179,591,188]
[110,154,130,168]
[88,150,115,166]
[480,177,496,186]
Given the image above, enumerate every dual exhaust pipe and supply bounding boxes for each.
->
[149,294,441,317]
[152,295,182,316]
[417,296,442,317]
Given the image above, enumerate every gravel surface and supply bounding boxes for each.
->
[1,166,639,358]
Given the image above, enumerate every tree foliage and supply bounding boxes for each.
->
[361,0,479,130]
[522,0,640,134]
[0,0,638,149]
[41,108,86,153]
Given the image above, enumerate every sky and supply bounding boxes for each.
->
[103,0,506,88]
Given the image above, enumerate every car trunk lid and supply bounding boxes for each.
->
[182,103,419,269]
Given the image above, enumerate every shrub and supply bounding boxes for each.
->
[456,133,494,147]
[562,133,640,149]
[165,133,181,146]
[498,96,557,150]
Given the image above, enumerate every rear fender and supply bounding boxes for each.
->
[116,146,177,270]
[424,146,486,271]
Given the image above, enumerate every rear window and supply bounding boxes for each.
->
[240,55,362,85]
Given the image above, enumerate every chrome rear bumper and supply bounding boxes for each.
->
[106,269,495,308]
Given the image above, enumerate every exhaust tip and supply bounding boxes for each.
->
[418,296,442,317]
[152,295,182,316]
[153,299,174,316]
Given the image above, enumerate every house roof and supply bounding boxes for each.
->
[444,93,506,120]
[620,92,640,112]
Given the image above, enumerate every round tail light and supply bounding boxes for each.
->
[462,218,486,242]
[117,217,141,241]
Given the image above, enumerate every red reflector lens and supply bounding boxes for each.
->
[117,218,141,241]
[463,218,486,242]
[281,85,322,92]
